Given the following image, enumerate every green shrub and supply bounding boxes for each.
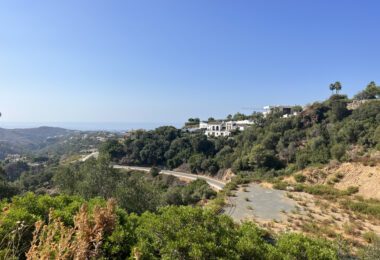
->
[293,184,305,192]
[343,222,356,235]
[296,153,309,170]
[345,186,359,195]
[330,144,346,161]
[368,161,376,167]
[363,232,378,243]
[150,166,161,177]
[360,239,380,260]
[275,233,338,260]
[294,174,306,183]
[225,182,238,191]
[357,151,365,156]
[303,184,340,197]
[273,182,288,190]
[340,197,380,218]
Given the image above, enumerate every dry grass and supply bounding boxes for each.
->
[249,189,380,255]
[290,162,380,200]
[26,198,116,260]
[0,204,30,259]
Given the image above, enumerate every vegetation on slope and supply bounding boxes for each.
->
[1,82,380,259]
[0,194,341,259]
[104,83,380,181]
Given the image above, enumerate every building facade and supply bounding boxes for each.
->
[199,120,254,137]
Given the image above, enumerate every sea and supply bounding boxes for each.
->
[0,122,183,132]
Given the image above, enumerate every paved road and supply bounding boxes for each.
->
[81,151,99,161]
[98,161,295,221]
[117,166,297,221]
[114,165,226,190]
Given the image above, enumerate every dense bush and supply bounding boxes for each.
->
[150,166,160,177]
[294,174,306,183]
[53,156,216,214]
[330,144,346,161]
[354,81,380,100]
[0,194,340,259]
[4,161,30,182]
[99,139,125,160]
[340,198,380,218]
[0,166,19,199]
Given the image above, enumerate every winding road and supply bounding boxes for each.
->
[114,165,226,190]
[81,152,225,190]
[80,152,225,190]
[82,154,295,221]
[116,165,296,221]
[81,151,99,161]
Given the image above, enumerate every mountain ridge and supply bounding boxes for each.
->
[0,126,75,145]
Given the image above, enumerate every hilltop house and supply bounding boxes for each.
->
[199,120,254,137]
[263,105,299,118]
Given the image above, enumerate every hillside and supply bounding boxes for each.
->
[1,84,380,259]
[107,94,380,181]
[0,127,117,160]
[288,160,380,200]
[96,85,380,257]
[0,126,74,145]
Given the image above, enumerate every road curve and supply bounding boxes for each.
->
[113,165,226,190]
[81,151,99,162]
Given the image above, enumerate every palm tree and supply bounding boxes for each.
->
[329,83,335,94]
[334,81,342,94]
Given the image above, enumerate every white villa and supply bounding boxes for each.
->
[197,105,303,137]
[199,120,254,137]
[263,105,300,118]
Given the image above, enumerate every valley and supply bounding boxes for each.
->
[0,86,380,259]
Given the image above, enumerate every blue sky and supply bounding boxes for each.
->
[1,0,379,124]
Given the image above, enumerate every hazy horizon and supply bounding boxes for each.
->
[1,0,380,123]
[0,121,184,131]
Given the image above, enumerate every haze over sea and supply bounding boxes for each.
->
[0,122,183,132]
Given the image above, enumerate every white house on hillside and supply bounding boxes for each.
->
[263,105,300,118]
[203,122,230,137]
[199,120,254,137]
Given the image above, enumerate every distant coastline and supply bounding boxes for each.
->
[0,122,183,132]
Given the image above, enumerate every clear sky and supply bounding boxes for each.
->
[1,0,379,125]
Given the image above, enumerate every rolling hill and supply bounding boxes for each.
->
[0,126,75,145]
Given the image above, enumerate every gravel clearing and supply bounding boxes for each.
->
[223,184,297,222]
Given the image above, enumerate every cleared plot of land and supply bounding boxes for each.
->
[286,162,380,200]
[224,184,296,222]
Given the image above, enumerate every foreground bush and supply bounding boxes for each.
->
[26,199,116,259]
[0,193,340,259]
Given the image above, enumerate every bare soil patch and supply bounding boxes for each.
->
[288,162,380,200]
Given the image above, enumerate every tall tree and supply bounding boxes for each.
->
[0,167,6,182]
[334,81,342,94]
[354,81,380,100]
[329,83,335,94]
[365,81,379,98]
